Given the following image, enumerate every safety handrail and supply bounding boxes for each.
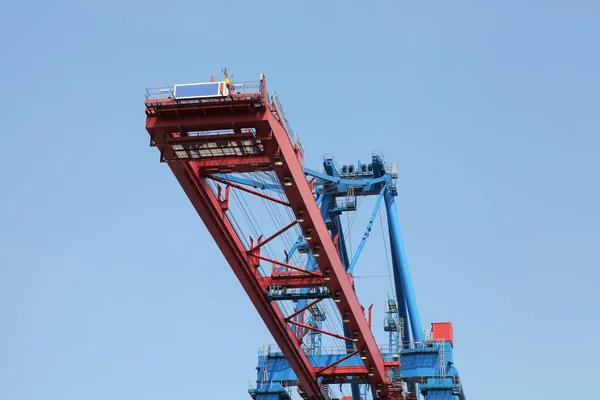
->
[229,80,262,95]
[145,80,263,100]
[145,86,175,100]
[259,344,362,356]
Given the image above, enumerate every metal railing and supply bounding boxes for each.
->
[144,80,262,101]
[145,85,175,100]
[378,344,401,355]
[259,332,439,358]
[229,80,263,95]
[258,344,360,357]
[270,91,303,158]
[248,381,293,397]
[321,153,343,173]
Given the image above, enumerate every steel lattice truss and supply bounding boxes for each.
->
[143,75,466,400]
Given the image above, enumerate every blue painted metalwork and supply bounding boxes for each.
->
[384,184,424,343]
[266,291,331,301]
[320,158,361,400]
[348,184,387,274]
[383,296,401,351]
[336,221,351,269]
[336,226,362,400]
[250,154,468,400]
[213,167,389,195]
[249,381,292,400]
[212,174,282,190]
[255,340,466,398]
[304,167,387,196]
[388,223,412,347]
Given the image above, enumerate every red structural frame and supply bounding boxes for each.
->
[145,78,396,400]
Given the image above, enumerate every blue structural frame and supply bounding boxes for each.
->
[249,155,466,400]
[383,186,423,344]
[254,341,464,399]
[316,158,362,400]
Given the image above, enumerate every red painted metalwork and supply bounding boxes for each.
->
[164,133,260,146]
[216,185,231,212]
[316,351,359,374]
[253,254,322,277]
[268,271,353,286]
[207,175,290,207]
[263,113,388,388]
[288,321,354,342]
[264,274,327,289]
[184,156,272,173]
[146,114,267,133]
[316,361,401,379]
[142,164,322,399]
[249,220,297,252]
[318,366,367,376]
[145,76,391,399]
[285,299,323,322]
[432,322,454,347]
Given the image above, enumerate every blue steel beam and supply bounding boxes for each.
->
[347,185,387,274]
[304,168,387,196]
[322,158,361,400]
[212,173,282,190]
[367,155,412,346]
[384,184,424,343]
[388,222,412,347]
[336,218,351,272]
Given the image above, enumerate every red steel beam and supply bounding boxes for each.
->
[266,273,353,290]
[188,156,272,173]
[316,360,400,378]
[151,159,323,400]
[207,176,290,207]
[288,321,354,342]
[316,351,359,375]
[317,366,367,377]
[145,98,175,105]
[265,275,327,288]
[164,133,259,146]
[253,254,322,277]
[263,112,388,389]
[249,220,297,252]
[145,93,263,108]
[285,299,323,322]
[146,113,268,131]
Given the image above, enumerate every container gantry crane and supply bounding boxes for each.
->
[143,73,467,400]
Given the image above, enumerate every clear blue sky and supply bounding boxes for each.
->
[1,1,599,399]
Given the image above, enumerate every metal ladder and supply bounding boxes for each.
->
[399,317,405,345]
[345,187,356,210]
[261,345,269,382]
[437,339,446,380]
[392,366,403,388]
